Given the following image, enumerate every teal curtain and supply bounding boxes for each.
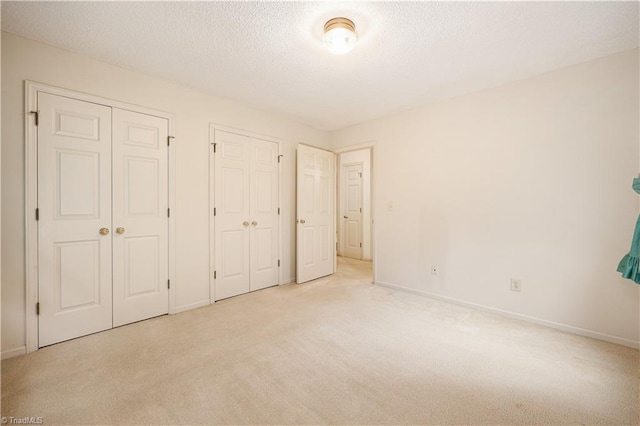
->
[617,178,640,284]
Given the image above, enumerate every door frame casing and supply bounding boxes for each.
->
[208,123,283,302]
[333,142,376,282]
[25,81,177,353]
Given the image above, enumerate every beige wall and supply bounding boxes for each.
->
[331,49,640,347]
[3,31,638,356]
[1,32,330,357]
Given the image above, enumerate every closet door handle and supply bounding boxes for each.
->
[99,227,109,236]
[243,221,249,228]
[251,221,258,227]
[115,227,125,235]
[300,219,306,224]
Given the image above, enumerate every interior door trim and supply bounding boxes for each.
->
[208,123,283,302]
[24,81,177,353]
[332,142,376,284]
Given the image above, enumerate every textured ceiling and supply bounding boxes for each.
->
[2,1,638,130]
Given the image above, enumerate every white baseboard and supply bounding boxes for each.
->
[281,277,294,285]
[172,299,211,314]
[2,346,26,360]
[376,280,640,350]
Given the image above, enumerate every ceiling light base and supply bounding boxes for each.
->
[323,17,357,55]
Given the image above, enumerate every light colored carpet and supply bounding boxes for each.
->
[2,258,638,425]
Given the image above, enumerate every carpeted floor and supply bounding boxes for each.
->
[2,257,638,425]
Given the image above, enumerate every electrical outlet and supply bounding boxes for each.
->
[431,265,438,275]
[510,278,522,292]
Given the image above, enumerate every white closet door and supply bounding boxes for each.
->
[112,109,169,327]
[249,138,279,291]
[296,144,335,283]
[37,92,113,347]
[214,130,251,300]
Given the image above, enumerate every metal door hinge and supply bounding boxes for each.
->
[36,302,40,315]
[35,208,40,221]
[360,242,362,247]
[30,110,40,126]
[278,155,283,163]
[167,279,171,289]
[167,136,175,146]
[278,260,280,267]
[213,143,217,153]
[214,271,217,279]
[278,208,280,215]
[360,207,362,213]
[359,172,362,178]
[167,208,170,218]
[213,207,217,216]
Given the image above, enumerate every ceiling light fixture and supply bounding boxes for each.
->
[323,17,357,55]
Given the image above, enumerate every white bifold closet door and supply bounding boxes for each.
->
[112,109,169,327]
[37,92,169,347]
[37,93,114,347]
[213,130,279,301]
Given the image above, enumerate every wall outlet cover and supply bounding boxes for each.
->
[510,278,522,292]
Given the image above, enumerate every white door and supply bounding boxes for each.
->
[214,131,251,300]
[296,144,335,284]
[213,130,279,300]
[249,139,279,291]
[37,92,113,347]
[342,162,363,259]
[112,109,169,327]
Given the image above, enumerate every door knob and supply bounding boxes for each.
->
[243,221,249,227]
[251,221,258,227]
[344,216,348,219]
[99,227,109,236]
[115,227,125,235]
[300,219,306,224]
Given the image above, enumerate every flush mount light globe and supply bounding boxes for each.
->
[323,17,357,55]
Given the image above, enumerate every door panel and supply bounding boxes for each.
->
[255,229,273,270]
[125,157,159,215]
[38,92,113,347]
[296,144,335,283]
[214,131,251,300]
[112,109,169,327]
[249,139,279,291]
[124,236,159,296]
[222,230,245,277]
[57,151,100,217]
[342,162,363,259]
[319,225,330,261]
[55,241,101,310]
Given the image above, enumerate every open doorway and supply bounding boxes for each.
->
[336,147,373,282]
